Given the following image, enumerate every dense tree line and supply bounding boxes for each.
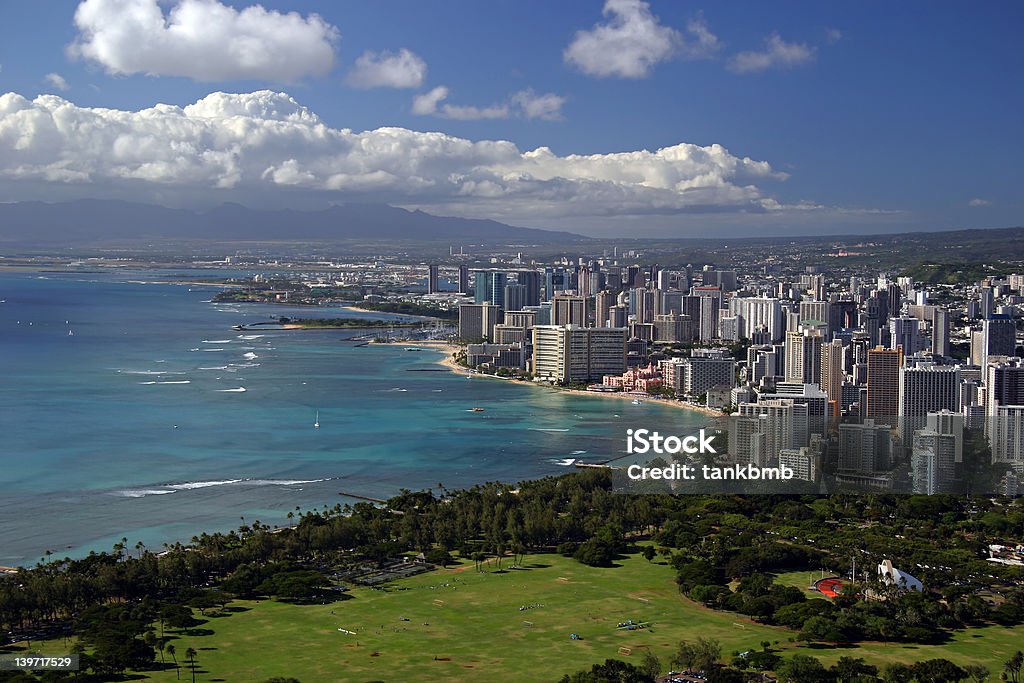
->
[561,639,1022,683]
[659,494,1024,645]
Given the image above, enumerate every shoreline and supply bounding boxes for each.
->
[339,304,448,322]
[372,340,726,419]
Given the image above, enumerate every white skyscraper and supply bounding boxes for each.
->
[898,364,961,446]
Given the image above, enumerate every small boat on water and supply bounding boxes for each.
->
[631,399,643,405]
[470,407,485,412]
[314,410,320,429]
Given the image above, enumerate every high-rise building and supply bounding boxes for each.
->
[625,265,644,289]
[785,328,824,385]
[731,297,784,343]
[779,447,818,482]
[503,283,526,313]
[731,399,808,466]
[931,308,950,357]
[659,290,685,316]
[861,298,881,347]
[759,382,830,440]
[503,310,537,329]
[608,305,627,328]
[594,291,614,328]
[474,271,507,307]
[911,427,958,494]
[653,312,693,343]
[898,364,961,446]
[517,270,542,307]
[659,351,734,396]
[692,286,723,342]
[630,288,656,324]
[748,345,782,384]
[492,324,528,345]
[458,264,470,295]
[839,420,893,473]
[427,264,439,294]
[552,294,588,326]
[982,315,1017,369]
[718,315,742,341]
[821,338,845,415]
[980,286,995,319]
[890,316,922,354]
[990,405,1024,466]
[531,325,628,384]
[987,359,1024,413]
[703,270,737,292]
[886,282,902,322]
[926,410,964,462]
[458,302,500,341]
[799,301,830,329]
[544,268,567,300]
[866,346,902,424]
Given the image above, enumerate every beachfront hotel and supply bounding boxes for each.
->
[531,325,628,385]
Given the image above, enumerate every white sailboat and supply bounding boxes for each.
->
[314,410,320,429]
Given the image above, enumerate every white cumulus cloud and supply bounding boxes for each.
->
[44,73,69,92]
[68,0,339,83]
[0,90,793,222]
[728,33,816,74]
[510,90,567,121]
[564,0,682,78]
[346,49,426,89]
[968,198,992,207]
[411,86,450,116]
[412,87,566,121]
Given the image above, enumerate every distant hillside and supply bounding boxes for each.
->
[0,200,585,245]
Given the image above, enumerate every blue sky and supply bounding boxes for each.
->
[0,0,1020,237]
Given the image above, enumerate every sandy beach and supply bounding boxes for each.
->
[372,340,726,419]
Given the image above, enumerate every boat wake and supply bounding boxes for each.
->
[216,387,247,392]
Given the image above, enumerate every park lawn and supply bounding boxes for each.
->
[785,622,1024,671]
[136,552,786,682]
[18,551,1021,681]
[771,569,834,600]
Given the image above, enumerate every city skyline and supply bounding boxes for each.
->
[0,0,1021,237]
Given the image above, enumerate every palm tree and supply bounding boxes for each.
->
[144,631,158,661]
[185,647,197,683]
[1005,651,1023,683]
[166,643,179,680]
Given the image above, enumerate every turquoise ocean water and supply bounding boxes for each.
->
[0,269,706,566]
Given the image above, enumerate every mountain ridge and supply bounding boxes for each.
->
[0,199,586,244]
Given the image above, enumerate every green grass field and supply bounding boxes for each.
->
[16,551,1023,681]
[771,569,833,599]
[140,552,785,682]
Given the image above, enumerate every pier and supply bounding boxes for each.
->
[338,491,389,504]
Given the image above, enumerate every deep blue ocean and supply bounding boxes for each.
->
[0,268,706,566]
